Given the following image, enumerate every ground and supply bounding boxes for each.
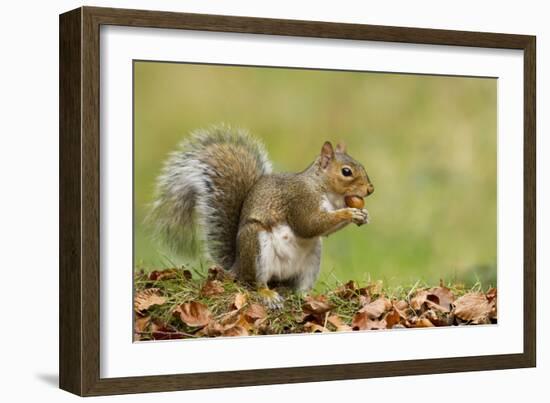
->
[133,266,497,341]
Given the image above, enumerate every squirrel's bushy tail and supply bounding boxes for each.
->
[148,125,272,269]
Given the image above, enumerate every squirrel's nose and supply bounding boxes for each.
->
[366,184,374,196]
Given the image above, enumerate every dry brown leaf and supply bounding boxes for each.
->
[218,308,240,326]
[414,317,435,328]
[411,287,455,313]
[352,311,387,330]
[391,303,412,328]
[151,320,187,340]
[207,265,234,281]
[427,286,455,311]
[304,321,329,333]
[134,288,166,313]
[359,297,392,319]
[486,288,497,303]
[453,293,493,324]
[327,314,344,327]
[219,293,250,326]
[220,307,255,330]
[395,300,409,311]
[489,307,497,321]
[198,321,225,337]
[410,290,429,311]
[223,324,249,337]
[244,303,267,323]
[148,268,178,281]
[302,295,332,315]
[425,299,450,313]
[134,315,151,334]
[422,309,451,327]
[201,280,224,296]
[385,309,401,329]
[486,288,497,320]
[327,314,353,332]
[334,280,358,299]
[393,302,410,321]
[489,305,497,320]
[411,290,443,312]
[207,265,224,279]
[232,293,248,310]
[301,313,326,326]
[359,294,371,306]
[202,322,249,337]
[293,311,307,323]
[174,301,212,327]
[235,313,256,331]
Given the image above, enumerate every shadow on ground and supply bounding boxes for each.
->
[35,373,58,388]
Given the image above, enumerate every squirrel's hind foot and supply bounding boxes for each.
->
[258,287,284,310]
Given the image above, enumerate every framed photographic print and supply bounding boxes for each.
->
[59,6,536,396]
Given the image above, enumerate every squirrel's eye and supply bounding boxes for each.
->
[341,167,353,177]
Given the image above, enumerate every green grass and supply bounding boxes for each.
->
[133,62,497,288]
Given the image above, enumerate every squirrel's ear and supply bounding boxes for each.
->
[320,141,335,169]
[335,141,347,154]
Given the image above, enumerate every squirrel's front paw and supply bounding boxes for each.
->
[350,208,369,226]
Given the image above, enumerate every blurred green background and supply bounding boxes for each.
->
[134,61,497,288]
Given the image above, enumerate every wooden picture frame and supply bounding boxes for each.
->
[59,6,536,396]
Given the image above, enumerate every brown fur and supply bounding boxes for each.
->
[233,141,373,285]
[151,126,373,291]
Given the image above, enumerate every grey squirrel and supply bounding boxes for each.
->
[149,125,374,307]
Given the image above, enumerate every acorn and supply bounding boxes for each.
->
[344,195,365,209]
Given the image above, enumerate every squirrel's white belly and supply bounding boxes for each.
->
[257,224,321,288]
